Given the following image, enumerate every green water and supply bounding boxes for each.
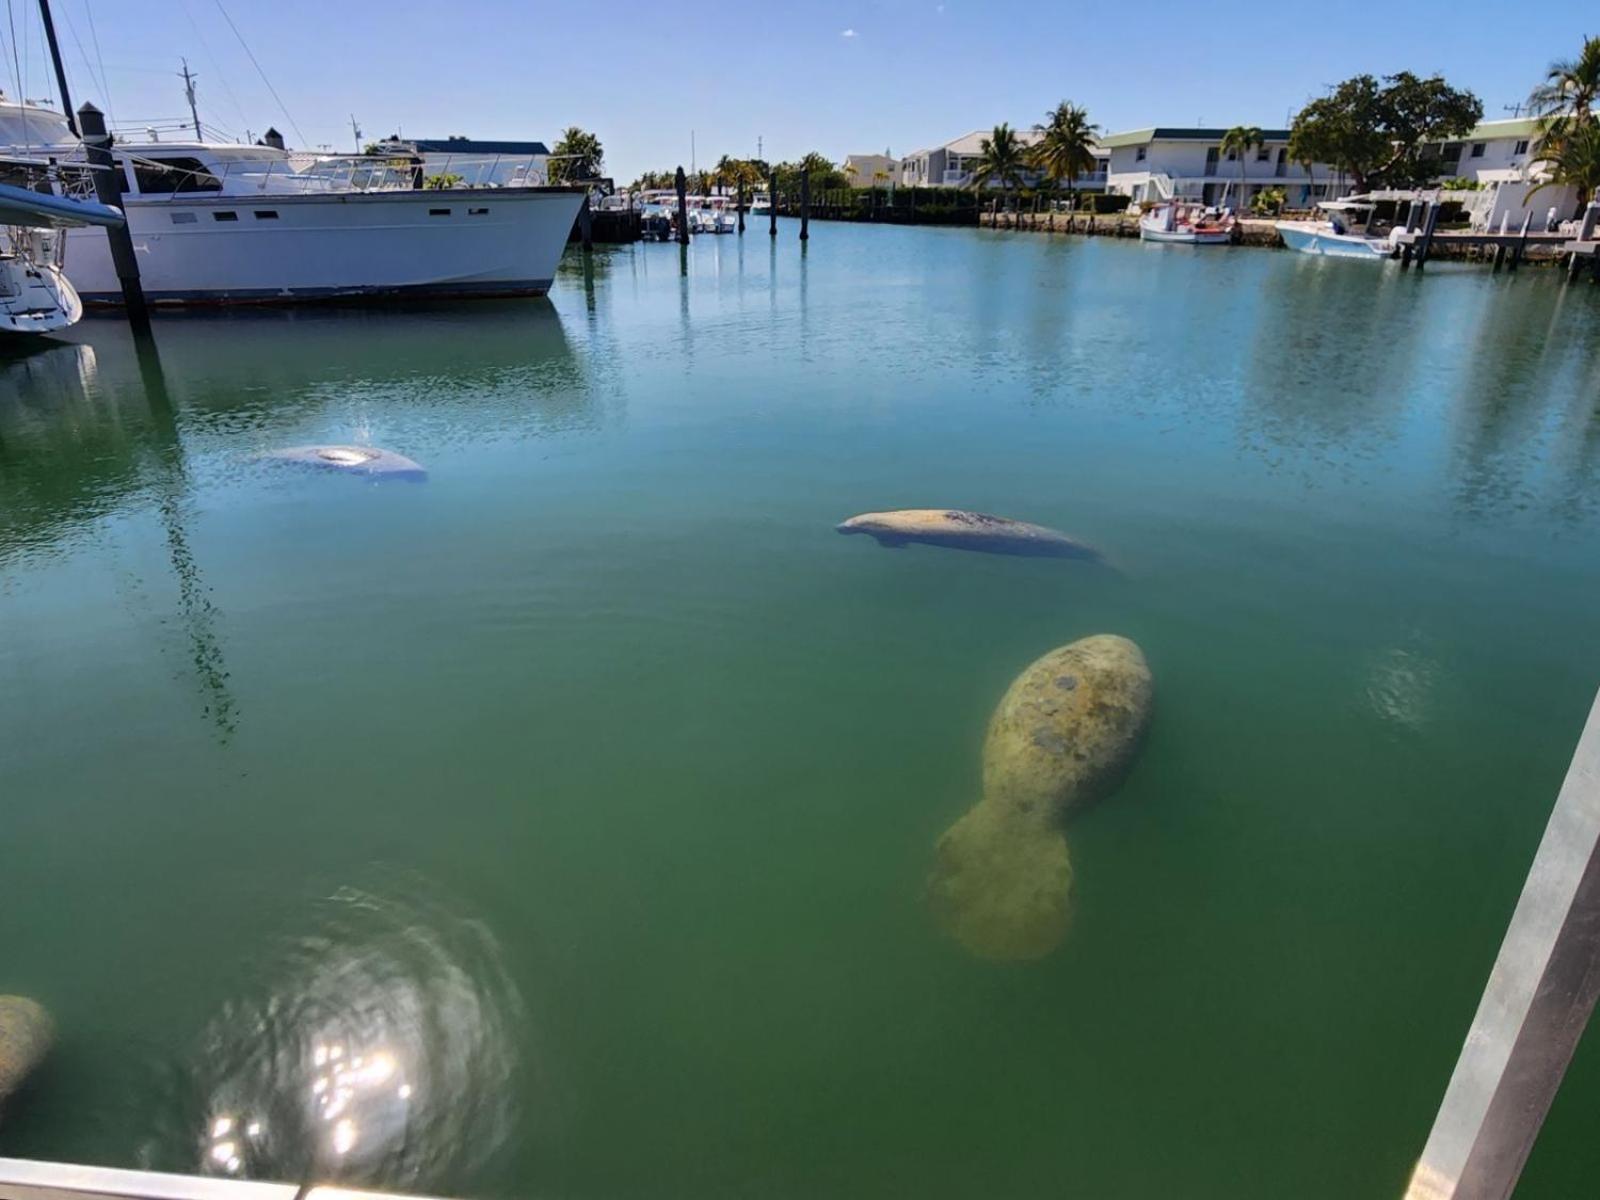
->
[3,223,1600,1198]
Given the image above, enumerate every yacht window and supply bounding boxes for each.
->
[132,156,222,194]
[170,212,198,225]
[468,207,489,215]
[429,208,451,216]
[212,211,239,222]
[1513,140,1529,156]
[254,210,280,219]
[1470,143,1486,158]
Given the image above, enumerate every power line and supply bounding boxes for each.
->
[210,0,304,146]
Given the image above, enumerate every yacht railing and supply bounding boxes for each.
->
[126,154,550,201]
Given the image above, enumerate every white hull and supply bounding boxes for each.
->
[62,187,584,305]
[1139,222,1231,245]
[0,258,83,336]
[1276,221,1393,260]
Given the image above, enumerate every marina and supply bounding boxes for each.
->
[3,223,1600,1198]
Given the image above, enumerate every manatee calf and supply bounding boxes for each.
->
[264,445,427,481]
[928,634,1153,961]
[0,995,54,1108]
[836,510,1099,560]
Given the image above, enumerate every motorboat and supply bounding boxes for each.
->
[1139,200,1234,245]
[0,164,125,336]
[0,94,586,306]
[748,194,772,214]
[710,209,737,234]
[1276,199,1399,260]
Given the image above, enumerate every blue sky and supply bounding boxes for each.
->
[2,0,1593,180]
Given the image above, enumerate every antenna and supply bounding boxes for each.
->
[350,113,362,153]
[179,58,201,140]
[691,129,696,176]
[757,134,763,161]
[1503,102,1524,118]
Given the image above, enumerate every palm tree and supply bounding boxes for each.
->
[970,123,1028,214]
[1030,101,1100,210]
[1530,119,1600,209]
[1529,35,1600,135]
[1219,126,1264,211]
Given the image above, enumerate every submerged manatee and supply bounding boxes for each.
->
[0,995,54,1108]
[928,635,1153,961]
[264,445,427,481]
[836,510,1100,560]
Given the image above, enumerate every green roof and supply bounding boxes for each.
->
[1462,116,1544,141]
[1099,126,1292,149]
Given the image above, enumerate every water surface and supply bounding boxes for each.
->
[3,222,1600,1198]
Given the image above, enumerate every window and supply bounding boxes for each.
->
[468,207,489,215]
[131,156,221,194]
[1470,143,1486,158]
[1225,149,1237,161]
[254,210,279,220]
[1513,139,1529,156]
[1256,147,1271,161]
[1442,142,1463,161]
[428,208,451,216]
[1135,146,1146,162]
[212,211,238,222]
[169,212,197,225]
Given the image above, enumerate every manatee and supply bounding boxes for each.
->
[0,995,54,1107]
[263,445,427,481]
[928,635,1153,961]
[836,510,1099,560]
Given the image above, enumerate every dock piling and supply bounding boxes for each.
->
[1510,214,1532,271]
[675,166,689,246]
[578,194,593,253]
[77,102,149,334]
[799,171,810,241]
[1416,201,1440,270]
[769,169,777,237]
[736,180,745,234]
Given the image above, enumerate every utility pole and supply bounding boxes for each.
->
[180,58,202,140]
[36,0,77,135]
[349,114,362,154]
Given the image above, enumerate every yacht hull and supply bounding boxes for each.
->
[62,187,584,305]
[0,259,83,336]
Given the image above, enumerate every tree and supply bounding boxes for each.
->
[1030,101,1100,209]
[1220,125,1264,210]
[1529,35,1600,135]
[970,123,1028,212]
[1288,73,1482,192]
[1530,118,1600,209]
[550,126,604,184]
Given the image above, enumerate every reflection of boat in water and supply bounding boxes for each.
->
[1139,200,1233,245]
[1277,199,1398,260]
[0,164,126,336]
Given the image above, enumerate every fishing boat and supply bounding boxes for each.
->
[0,95,585,306]
[1139,200,1233,245]
[1276,199,1398,260]
[0,163,125,336]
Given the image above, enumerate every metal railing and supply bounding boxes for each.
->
[0,1158,446,1200]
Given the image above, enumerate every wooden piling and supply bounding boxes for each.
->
[1510,214,1531,271]
[675,166,690,246]
[800,171,810,241]
[77,103,149,334]
[1416,201,1440,270]
[736,180,745,234]
[578,194,593,253]
[769,170,778,237]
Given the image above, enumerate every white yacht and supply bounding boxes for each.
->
[0,96,585,306]
[0,165,125,336]
[1277,199,1399,260]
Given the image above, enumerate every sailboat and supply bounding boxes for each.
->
[0,161,125,336]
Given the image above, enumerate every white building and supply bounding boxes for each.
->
[898,128,1108,190]
[1102,127,1351,207]
[843,153,900,187]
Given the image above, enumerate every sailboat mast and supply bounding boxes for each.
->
[36,0,77,135]
[180,59,202,140]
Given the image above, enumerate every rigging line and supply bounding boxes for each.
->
[59,0,112,121]
[178,0,247,131]
[5,1,23,109]
[210,0,304,146]
[85,0,118,124]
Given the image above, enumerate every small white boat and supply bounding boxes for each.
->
[1276,199,1397,260]
[748,194,772,215]
[1139,200,1233,245]
[710,209,737,234]
[0,171,126,337]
